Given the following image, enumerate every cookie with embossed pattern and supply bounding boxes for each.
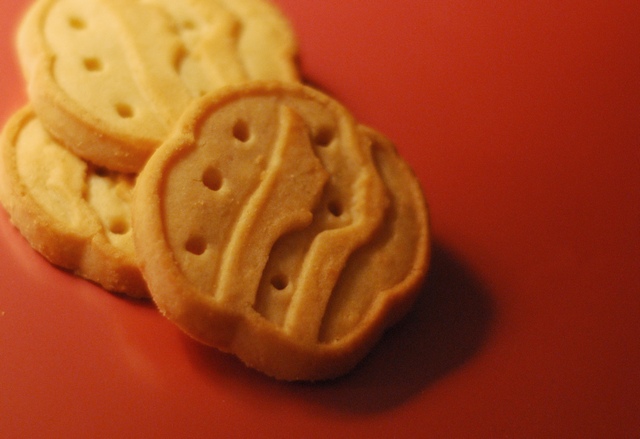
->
[17,0,299,172]
[132,82,430,380]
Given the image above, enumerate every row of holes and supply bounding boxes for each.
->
[69,13,135,120]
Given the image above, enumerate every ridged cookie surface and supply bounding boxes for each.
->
[0,106,147,298]
[17,0,299,172]
[133,82,430,380]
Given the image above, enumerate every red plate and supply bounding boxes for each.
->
[1,0,639,437]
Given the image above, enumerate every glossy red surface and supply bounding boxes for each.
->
[1,0,639,437]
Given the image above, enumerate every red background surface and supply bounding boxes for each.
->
[1,0,639,437]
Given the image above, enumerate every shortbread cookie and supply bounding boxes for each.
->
[0,106,148,298]
[17,0,299,172]
[132,82,430,380]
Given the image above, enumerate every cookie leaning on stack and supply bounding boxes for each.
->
[132,82,430,380]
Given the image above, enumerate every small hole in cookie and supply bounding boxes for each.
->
[115,103,134,119]
[182,20,196,30]
[68,16,86,29]
[185,236,207,255]
[173,46,186,74]
[202,166,223,191]
[313,126,334,147]
[93,167,109,177]
[109,218,129,235]
[270,274,289,291]
[328,200,343,217]
[83,57,103,72]
[232,120,250,143]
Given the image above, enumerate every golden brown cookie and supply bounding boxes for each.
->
[17,0,299,172]
[0,106,148,298]
[133,82,429,380]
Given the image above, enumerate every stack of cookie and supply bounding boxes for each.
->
[0,0,430,380]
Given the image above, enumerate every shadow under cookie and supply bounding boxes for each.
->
[181,239,496,413]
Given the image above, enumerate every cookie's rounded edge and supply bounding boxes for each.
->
[216,0,301,82]
[351,126,431,337]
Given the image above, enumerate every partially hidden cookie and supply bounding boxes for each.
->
[132,82,430,380]
[0,106,148,298]
[17,0,299,173]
